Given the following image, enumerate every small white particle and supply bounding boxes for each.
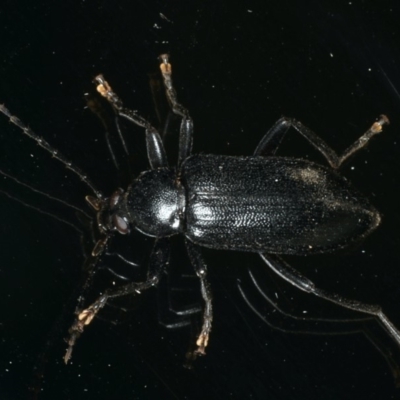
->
[247,9,253,13]
[330,53,334,57]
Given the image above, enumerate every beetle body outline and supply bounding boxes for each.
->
[1,55,398,364]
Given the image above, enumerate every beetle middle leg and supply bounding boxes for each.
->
[255,115,389,169]
[259,253,400,348]
[185,239,213,356]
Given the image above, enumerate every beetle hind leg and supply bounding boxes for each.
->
[259,253,400,349]
[239,265,400,385]
[255,115,389,169]
[289,115,389,169]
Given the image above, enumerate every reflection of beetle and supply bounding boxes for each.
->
[1,54,398,364]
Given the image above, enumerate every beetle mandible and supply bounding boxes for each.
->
[1,54,398,363]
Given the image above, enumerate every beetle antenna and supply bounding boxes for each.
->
[0,104,103,199]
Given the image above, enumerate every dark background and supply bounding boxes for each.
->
[1,1,400,399]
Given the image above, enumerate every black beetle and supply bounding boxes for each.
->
[1,54,399,364]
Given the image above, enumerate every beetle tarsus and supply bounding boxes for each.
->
[64,329,81,364]
[195,333,209,355]
[159,53,171,75]
[371,114,390,133]
[64,296,108,364]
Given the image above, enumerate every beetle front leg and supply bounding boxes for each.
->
[64,238,170,363]
[255,115,389,169]
[94,75,168,169]
[259,253,400,348]
[185,240,213,355]
[159,54,193,167]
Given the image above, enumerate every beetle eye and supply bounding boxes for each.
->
[112,214,129,235]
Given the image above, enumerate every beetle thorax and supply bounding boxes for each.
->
[125,168,186,237]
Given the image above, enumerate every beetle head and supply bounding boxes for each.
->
[86,188,130,256]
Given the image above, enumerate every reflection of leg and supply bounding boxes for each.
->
[259,253,400,347]
[157,271,201,329]
[185,240,213,355]
[254,115,389,169]
[64,238,170,363]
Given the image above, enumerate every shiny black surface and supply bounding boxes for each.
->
[182,154,378,253]
[1,2,400,399]
[127,168,184,237]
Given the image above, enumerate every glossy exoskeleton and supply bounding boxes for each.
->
[1,54,399,364]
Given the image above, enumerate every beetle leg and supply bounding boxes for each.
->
[159,54,194,167]
[94,75,168,169]
[258,115,389,168]
[254,118,291,156]
[291,115,389,169]
[240,267,373,327]
[185,239,213,356]
[259,253,400,348]
[64,238,170,363]
[239,269,400,385]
